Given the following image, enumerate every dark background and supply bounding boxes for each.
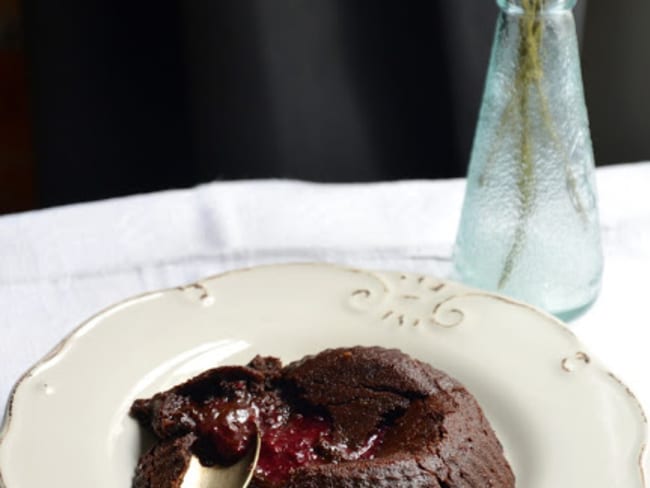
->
[1,0,647,212]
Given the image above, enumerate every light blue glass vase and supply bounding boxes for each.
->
[452,0,602,320]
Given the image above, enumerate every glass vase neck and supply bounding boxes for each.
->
[497,0,577,14]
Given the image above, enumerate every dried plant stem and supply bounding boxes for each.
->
[477,0,589,289]
[497,0,544,289]
[479,0,587,288]
[533,78,588,219]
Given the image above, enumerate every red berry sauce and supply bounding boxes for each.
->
[256,414,384,486]
[189,384,384,487]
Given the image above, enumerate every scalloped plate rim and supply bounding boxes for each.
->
[0,262,647,487]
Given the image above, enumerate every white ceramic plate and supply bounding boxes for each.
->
[0,263,647,487]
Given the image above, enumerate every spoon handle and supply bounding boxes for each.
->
[242,433,262,488]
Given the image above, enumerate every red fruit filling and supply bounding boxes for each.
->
[186,384,384,487]
[256,414,383,486]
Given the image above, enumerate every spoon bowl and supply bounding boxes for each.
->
[180,434,261,488]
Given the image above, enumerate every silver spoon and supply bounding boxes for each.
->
[180,434,261,488]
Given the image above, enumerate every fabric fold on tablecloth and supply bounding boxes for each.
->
[0,179,465,285]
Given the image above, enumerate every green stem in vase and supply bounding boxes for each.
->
[498,0,544,289]
[533,77,588,221]
[480,0,588,289]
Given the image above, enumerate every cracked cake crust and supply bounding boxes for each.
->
[130,347,515,487]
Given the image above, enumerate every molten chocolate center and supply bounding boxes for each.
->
[188,384,383,486]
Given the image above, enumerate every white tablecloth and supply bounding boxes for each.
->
[1,163,649,416]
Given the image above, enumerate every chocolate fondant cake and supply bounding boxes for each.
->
[130,347,515,487]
